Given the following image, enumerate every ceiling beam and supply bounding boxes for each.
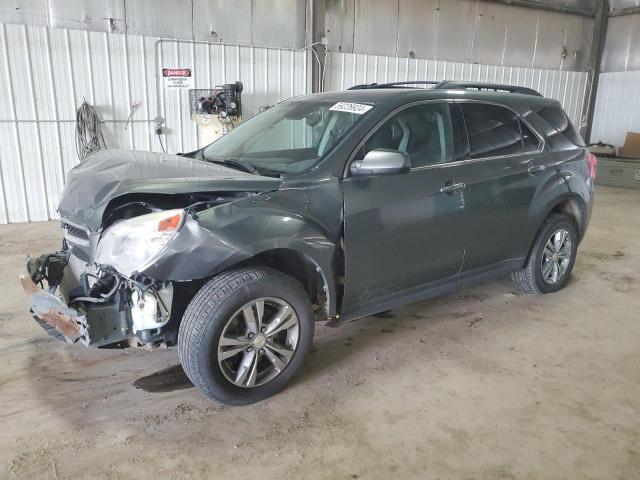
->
[582,0,608,142]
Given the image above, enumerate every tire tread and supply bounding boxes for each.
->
[511,213,574,294]
[178,267,309,404]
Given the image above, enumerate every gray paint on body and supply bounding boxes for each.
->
[57,87,592,320]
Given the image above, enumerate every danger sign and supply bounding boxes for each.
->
[163,68,194,89]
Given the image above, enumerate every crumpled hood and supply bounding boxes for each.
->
[58,149,281,230]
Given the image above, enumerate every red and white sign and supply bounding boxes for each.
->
[163,68,194,89]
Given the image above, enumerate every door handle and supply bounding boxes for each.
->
[528,164,547,174]
[440,182,466,194]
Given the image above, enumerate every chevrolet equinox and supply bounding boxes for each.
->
[22,81,596,405]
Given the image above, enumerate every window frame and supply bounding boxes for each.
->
[343,100,465,178]
[455,99,545,163]
[343,98,545,179]
[520,118,543,153]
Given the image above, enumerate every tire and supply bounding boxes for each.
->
[178,267,314,405]
[512,213,578,294]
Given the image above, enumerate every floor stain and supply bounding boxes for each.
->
[133,364,193,393]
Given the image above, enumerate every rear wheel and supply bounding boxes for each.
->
[178,268,314,405]
[512,213,578,294]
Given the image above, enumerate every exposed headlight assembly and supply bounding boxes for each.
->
[95,209,185,276]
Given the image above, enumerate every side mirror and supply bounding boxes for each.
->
[350,149,411,177]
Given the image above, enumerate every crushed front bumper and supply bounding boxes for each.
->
[21,254,134,347]
[20,274,84,341]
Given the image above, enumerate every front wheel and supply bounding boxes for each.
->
[512,213,578,294]
[178,268,314,405]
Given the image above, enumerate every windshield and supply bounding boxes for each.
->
[203,100,373,175]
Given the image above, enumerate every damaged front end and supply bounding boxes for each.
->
[22,249,175,347]
[20,149,293,348]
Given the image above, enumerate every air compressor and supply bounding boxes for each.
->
[190,81,243,144]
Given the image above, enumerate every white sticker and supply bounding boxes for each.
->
[163,68,194,89]
[329,102,373,115]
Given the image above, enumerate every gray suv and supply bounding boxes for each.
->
[22,81,595,405]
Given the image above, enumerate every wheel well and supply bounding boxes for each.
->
[235,249,329,319]
[168,249,331,336]
[550,197,585,233]
[521,196,586,269]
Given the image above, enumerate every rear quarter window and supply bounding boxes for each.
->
[536,105,585,147]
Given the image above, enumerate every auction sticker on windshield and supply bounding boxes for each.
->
[329,102,373,114]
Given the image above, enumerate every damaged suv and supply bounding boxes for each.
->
[22,81,595,405]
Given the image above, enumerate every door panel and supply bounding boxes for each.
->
[342,166,467,315]
[341,101,467,316]
[459,154,554,271]
[458,102,553,272]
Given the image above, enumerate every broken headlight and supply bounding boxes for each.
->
[95,209,185,276]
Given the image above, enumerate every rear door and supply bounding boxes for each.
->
[457,101,551,272]
[341,101,469,317]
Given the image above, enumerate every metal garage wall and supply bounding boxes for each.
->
[0,23,309,224]
[1,0,308,49]
[590,71,640,145]
[589,11,640,145]
[325,52,589,128]
[324,0,596,71]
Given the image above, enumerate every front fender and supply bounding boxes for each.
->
[140,186,342,312]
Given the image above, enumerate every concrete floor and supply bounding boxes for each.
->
[1,185,639,479]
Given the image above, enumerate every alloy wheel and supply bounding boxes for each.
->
[541,228,572,285]
[217,297,300,388]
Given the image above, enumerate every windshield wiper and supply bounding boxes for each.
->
[208,158,259,175]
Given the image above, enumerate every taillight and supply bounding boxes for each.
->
[586,153,597,180]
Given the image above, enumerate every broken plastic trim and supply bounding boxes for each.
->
[20,275,83,340]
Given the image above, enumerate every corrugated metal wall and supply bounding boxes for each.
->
[324,0,595,71]
[590,9,640,145]
[0,23,309,224]
[1,0,308,49]
[325,52,589,128]
[601,13,640,73]
[590,71,640,145]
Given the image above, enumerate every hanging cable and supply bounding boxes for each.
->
[157,130,166,153]
[298,41,326,92]
[75,100,106,161]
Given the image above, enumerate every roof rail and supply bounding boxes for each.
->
[433,81,543,97]
[348,80,542,97]
[348,81,440,90]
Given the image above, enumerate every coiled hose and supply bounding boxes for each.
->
[75,100,106,161]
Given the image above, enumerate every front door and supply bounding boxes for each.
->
[341,101,469,318]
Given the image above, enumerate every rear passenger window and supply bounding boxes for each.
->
[357,103,455,168]
[462,104,524,159]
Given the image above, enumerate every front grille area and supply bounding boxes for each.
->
[62,221,89,241]
[68,251,95,282]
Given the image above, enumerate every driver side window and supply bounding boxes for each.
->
[355,102,455,168]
